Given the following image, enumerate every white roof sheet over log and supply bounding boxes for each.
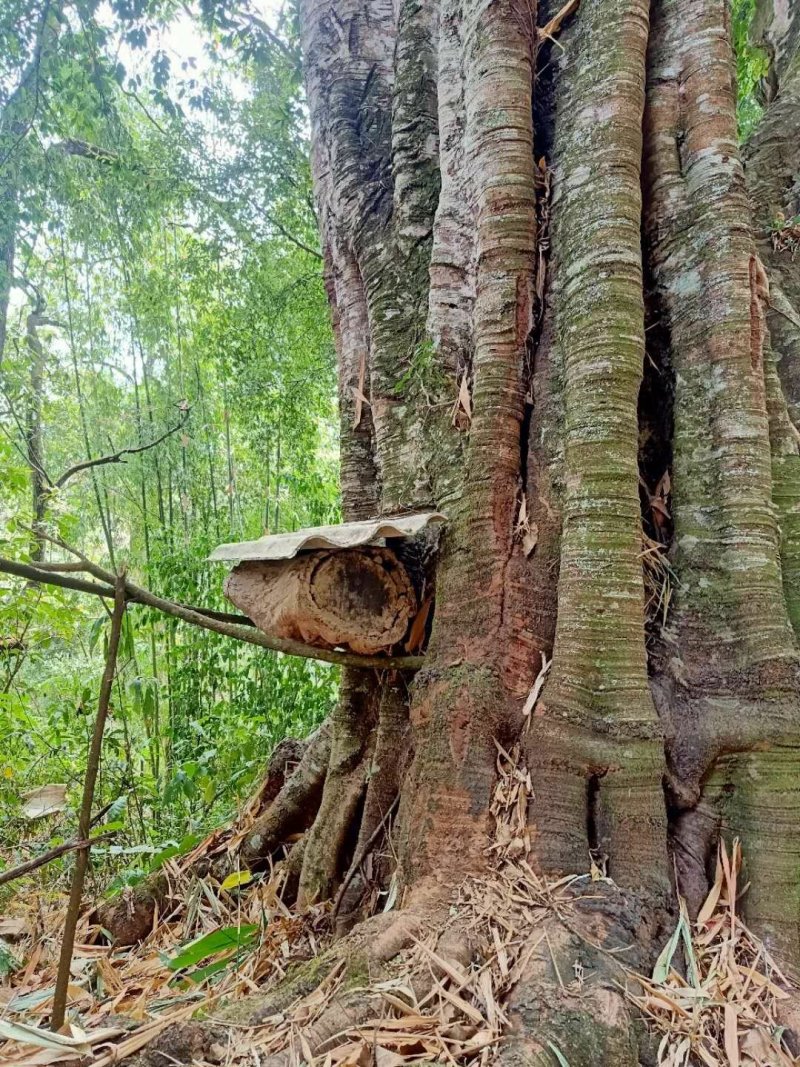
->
[208,512,446,563]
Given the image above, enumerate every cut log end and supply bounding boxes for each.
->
[224,547,417,655]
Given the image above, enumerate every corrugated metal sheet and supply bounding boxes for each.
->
[208,512,446,563]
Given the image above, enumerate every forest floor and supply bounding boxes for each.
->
[0,747,795,1067]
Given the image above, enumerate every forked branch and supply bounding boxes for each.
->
[53,404,191,489]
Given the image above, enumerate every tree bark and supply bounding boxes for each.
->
[524,0,668,898]
[641,0,800,958]
[281,0,800,978]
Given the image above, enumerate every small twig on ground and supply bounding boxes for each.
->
[51,571,126,1032]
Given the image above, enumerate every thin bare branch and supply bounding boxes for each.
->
[263,209,323,260]
[53,405,190,489]
[0,832,115,888]
[51,571,126,1032]
[0,556,254,625]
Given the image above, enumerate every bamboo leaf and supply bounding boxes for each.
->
[696,852,724,926]
[167,923,258,972]
[652,914,684,984]
[677,898,701,988]
[724,1003,740,1067]
[0,1018,91,1053]
[182,949,243,985]
[219,869,252,892]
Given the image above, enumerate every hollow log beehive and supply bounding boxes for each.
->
[209,513,445,655]
[224,547,416,655]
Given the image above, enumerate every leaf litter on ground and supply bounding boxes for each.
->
[1,750,797,1066]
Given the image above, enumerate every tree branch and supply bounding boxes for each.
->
[53,405,190,489]
[263,210,323,260]
[52,138,118,164]
[0,555,425,671]
[0,832,115,888]
[236,11,300,63]
[0,0,61,168]
[0,557,254,625]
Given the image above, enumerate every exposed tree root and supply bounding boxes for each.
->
[95,872,171,949]
[135,869,669,1067]
[133,844,798,1067]
[119,722,797,1066]
[240,720,332,871]
[97,730,326,945]
[97,673,411,947]
[297,669,379,907]
[333,679,410,931]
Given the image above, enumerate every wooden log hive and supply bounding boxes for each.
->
[223,546,417,655]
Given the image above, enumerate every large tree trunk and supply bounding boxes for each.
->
[296,0,800,1041]
[299,0,799,893]
[107,0,800,1058]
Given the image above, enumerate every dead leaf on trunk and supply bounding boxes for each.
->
[522,653,550,722]
[514,494,539,557]
[405,595,432,653]
[641,470,671,539]
[538,0,580,40]
[352,345,369,429]
[351,388,370,430]
[452,375,472,430]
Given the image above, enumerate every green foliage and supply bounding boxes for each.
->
[0,0,338,894]
[0,939,22,978]
[733,0,770,140]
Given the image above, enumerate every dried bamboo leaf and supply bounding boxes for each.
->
[724,1003,740,1067]
[0,1019,95,1054]
[697,854,724,927]
[546,1040,571,1066]
[432,976,485,1026]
